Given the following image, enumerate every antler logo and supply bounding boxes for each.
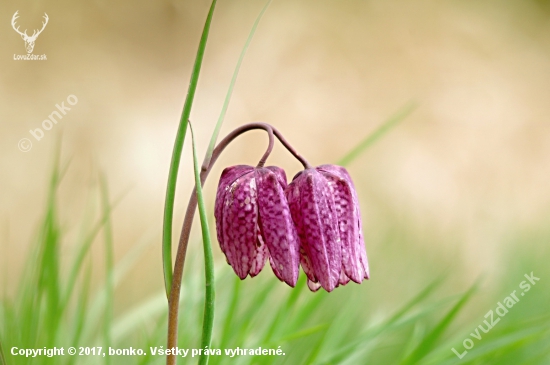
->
[11,11,49,54]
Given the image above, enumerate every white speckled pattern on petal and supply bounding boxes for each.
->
[219,168,260,279]
[286,169,341,292]
[256,167,300,287]
[214,165,300,287]
[215,165,254,259]
[318,165,367,283]
[318,165,369,281]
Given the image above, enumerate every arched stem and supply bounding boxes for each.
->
[166,122,310,364]
[271,126,312,169]
[167,123,273,363]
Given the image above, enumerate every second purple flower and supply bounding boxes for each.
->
[286,164,369,292]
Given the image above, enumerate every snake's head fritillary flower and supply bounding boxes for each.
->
[214,165,301,287]
[286,165,369,292]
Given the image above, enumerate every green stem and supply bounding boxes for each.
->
[163,0,218,298]
[189,123,216,365]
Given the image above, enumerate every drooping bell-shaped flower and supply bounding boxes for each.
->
[286,164,369,292]
[214,165,301,287]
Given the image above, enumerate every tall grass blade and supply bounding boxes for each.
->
[99,173,115,365]
[162,0,218,297]
[111,292,168,343]
[67,260,92,365]
[432,325,549,365]
[338,102,416,167]
[204,0,273,167]
[31,146,63,349]
[400,281,479,365]
[61,192,124,314]
[189,123,216,365]
[0,337,6,365]
[219,276,241,349]
[262,276,305,344]
[316,278,445,365]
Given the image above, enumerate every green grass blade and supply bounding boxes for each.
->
[99,174,114,365]
[61,192,125,314]
[67,260,92,365]
[277,324,328,344]
[262,275,307,344]
[429,324,549,365]
[162,0,218,298]
[111,292,167,343]
[204,0,272,167]
[0,337,6,365]
[400,281,479,365]
[219,276,242,349]
[189,123,216,365]
[32,147,63,348]
[387,275,445,325]
[83,233,154,344]
[316,278,446,365]
[338,102,416,167]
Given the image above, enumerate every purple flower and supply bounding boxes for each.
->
[286,165,369,292]
[214,165,301,287]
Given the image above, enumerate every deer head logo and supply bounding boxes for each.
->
[11,11,49,54]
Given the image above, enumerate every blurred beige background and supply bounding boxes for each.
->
[1,0,549,304]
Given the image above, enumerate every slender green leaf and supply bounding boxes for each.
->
[61,191,125,314]
[189,123,216,365]
[67,260,92,365]
[220,276,242,349]
[99,173,114,365]
[0,337,6,365]
[163,0,218,297]
[204,0,273,167]
[400,281,479,365]
[338,102,416,167]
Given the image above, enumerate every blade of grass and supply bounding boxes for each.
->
[162,0,218,297]
[262,274,307,344]
[315,277,445,365]
[425,316,550,365]
[338,102,416,167]
[400,281,479,365]
[276,324,328,344]
[203,0,273,167]
[430,326,549,365]
[0,337,6,365]
[60,191,125,314]
[286,290,328,334]
[111,292,168,343]
[189,123,216,365]
[235,280,278,346]
[83,232,155,342]
[99,173,114,365]
[67,259,92,365]
[305,295,364,365]
[219,276,242,349]
[19,146,63,348]
[387,275,446,325]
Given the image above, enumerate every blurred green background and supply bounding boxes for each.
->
[1,0,549,364]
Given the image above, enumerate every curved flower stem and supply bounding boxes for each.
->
[166,123,310,364]
[270,126,312,169]
[167,123,275,364]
